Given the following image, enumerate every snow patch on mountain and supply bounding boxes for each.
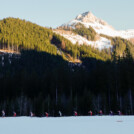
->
[62,11,134,39]
[54,30,112,50]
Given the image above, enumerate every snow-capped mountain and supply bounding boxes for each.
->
[61,11,134,39]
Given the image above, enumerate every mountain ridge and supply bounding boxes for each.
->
[61,11,134,39]
[75,11,113,28]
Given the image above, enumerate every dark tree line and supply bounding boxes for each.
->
[0,49,134,116]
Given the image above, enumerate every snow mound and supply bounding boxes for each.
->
[0,116,134,134]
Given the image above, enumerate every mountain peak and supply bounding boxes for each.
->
[61,11,114,30]
[81,11,95,17]
[75,11,97,23]
[75,12,110,28]
[79,11,94,17]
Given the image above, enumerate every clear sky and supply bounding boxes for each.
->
[0,0,134,30]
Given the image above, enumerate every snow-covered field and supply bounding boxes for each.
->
[0,116,134,134]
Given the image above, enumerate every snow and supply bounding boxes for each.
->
[54,31,112,50]
[57,11,134,50]
[0,116,134,134]
[62,11,134,39]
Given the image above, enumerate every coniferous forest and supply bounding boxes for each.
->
[0,18,134,116]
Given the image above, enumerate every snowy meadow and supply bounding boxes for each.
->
[0,116,133,134]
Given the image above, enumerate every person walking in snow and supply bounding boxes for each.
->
[88,110,93,116]
[118,110,122,115]
[30,112,34,117]
[74,111,78,116]
[45,112,49,117]
[59,111,62,117]
[99,110,103,116]
[13,112,16,117]
[2,110,5,117]
[109,111,113,115]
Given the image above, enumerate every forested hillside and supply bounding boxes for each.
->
[0,18,59,55]
[0,18,110,61]
[101,34,134,58]
[73,23,97,41]
[0,18,134,116]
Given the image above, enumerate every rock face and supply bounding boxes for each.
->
[61,11,134,39]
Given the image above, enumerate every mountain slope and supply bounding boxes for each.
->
[54,29,111,50]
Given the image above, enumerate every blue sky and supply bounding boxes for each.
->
[0,0,134,30]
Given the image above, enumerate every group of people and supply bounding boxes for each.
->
[74,110,122,116]
[1,110,17,117]
[30,111,62,117]
[88,110,122,116]
[1,110,123,117]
